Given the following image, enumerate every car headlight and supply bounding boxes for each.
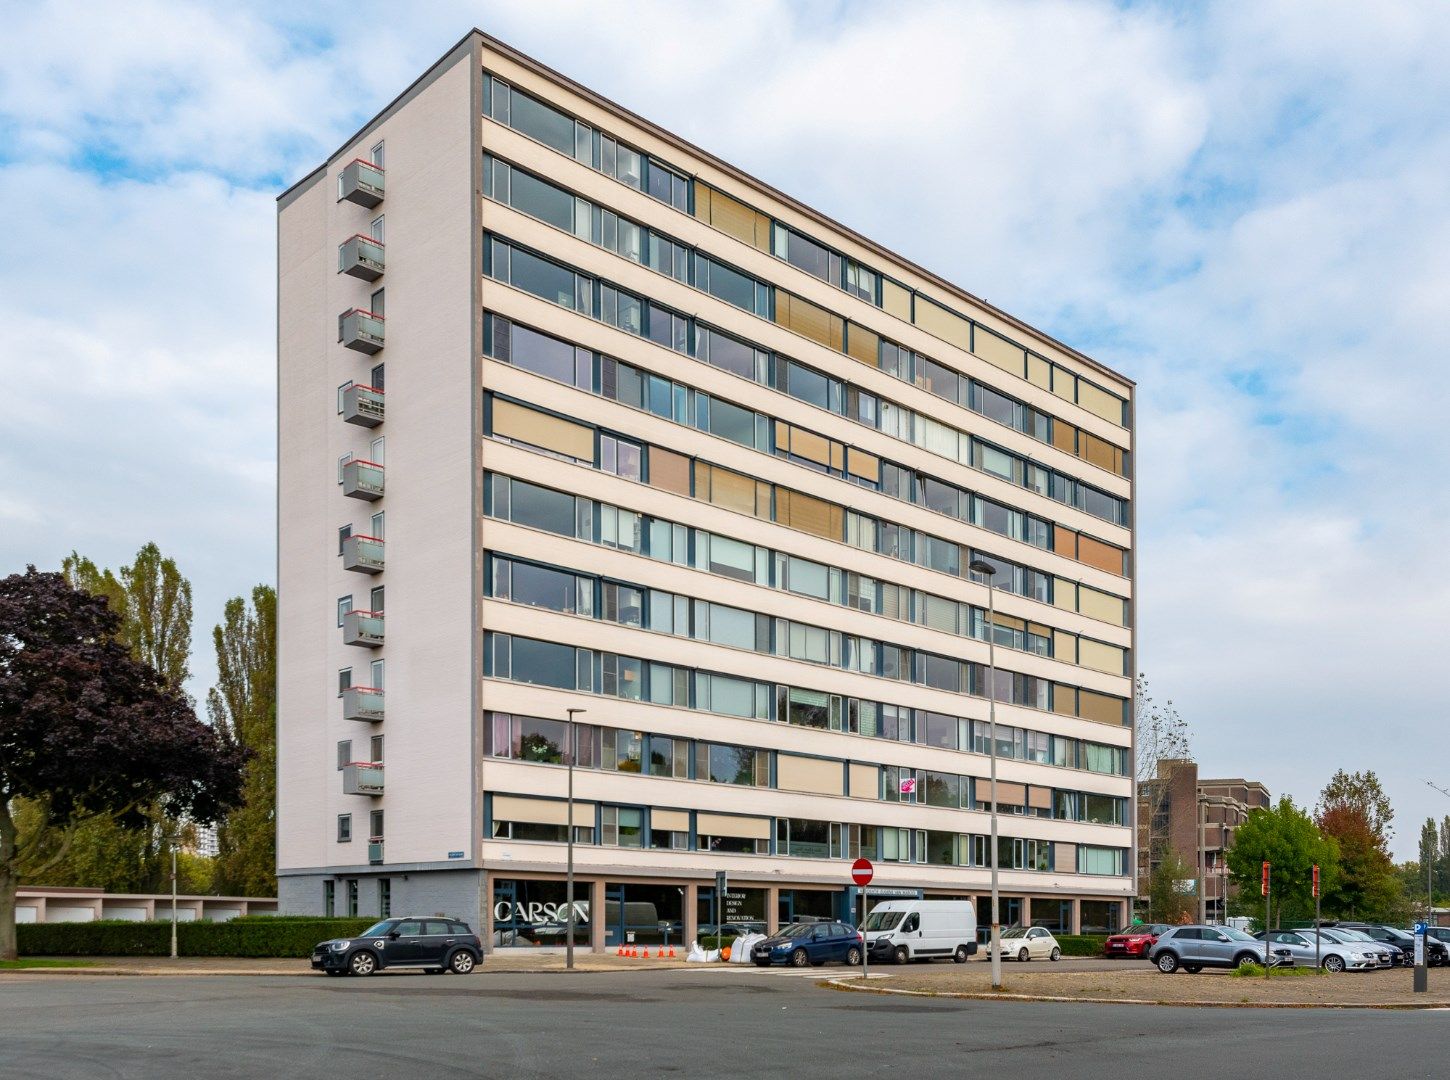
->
[330,941,350,952]
[773,943,792,951]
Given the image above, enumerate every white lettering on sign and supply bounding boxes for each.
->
[493,900,590,925]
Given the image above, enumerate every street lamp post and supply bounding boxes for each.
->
[165,835,181,959]
[969,560,1003,991]
[565,707,586,971]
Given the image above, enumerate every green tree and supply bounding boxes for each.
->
[1225,797,1339,928]
[1438,816,1450,898]
[119,542,194,691]
[1420,818,1441,899]
[1316,769,1393,847]
[0,568,243,959]
[1147,847,1197,925]
[210,586,277,897]
[1318,806,1403,921]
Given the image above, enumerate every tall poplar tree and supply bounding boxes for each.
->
[210,586,277,896]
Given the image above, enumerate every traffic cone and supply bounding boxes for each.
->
[668,945,676,959]
[616,944,623,957]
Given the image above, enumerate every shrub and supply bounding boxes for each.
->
[1229,962,1323,978]
[18,917,376,958]
[1053,934,1108,957]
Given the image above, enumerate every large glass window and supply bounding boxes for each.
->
[503,478,577,537]
[507,89,577,155]
[706,397,757,448]
[777,818,831,859]
[508,247,581,309]
[510,638,580,691]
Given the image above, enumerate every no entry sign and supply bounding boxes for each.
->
[851,858,874,887]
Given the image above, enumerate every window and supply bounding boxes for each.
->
[369,734,384,763]
[323,880,335,917]
[370,215,384,243]
[509,638,585,691]
[697,743,764,786]
[600,805,644,847]
[369,288,384,318]
[369,809,384,840]
[378,879,391,918]
[1078,846,1125,875]
[337,668,351,695]
[336,596,353,627]
[370,141,384,169]
[776,818,831,859]
[337,452,352,485]
[370,658,384,689]
[346,880,358,917]
[336,740,351,770]
[600,434,642,481]
[499,477,578,536]
[337,814,352,843]
[337,524,351,555]
[505,86,576,155]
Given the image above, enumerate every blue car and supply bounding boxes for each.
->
[750,921,864,968]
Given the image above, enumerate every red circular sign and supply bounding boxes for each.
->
[851,858,874,886]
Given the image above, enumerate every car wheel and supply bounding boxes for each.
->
[953,945,969,964]
[790,948,810,968]
[893,946,909,966]
[1050,947,1061,962]
[1156,952,1179,974]
[1183,965,1201,974]
[1323,954,1345,974]
[1017,947,1030,963]
[348,951,377,977]
[1234,953,1260,969]
[846,946,863,967]
[448,950,476,975]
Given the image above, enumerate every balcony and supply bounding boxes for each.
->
[341,384,384,427]
[342,610,384,648]
[341,534,385,574]
[342,762,384,796]
[342,459,384,501]
[341,686,384,722]
[338,235,385,281]
[338,159,385,208]
[368,839,384,865]
[339,309,384,354]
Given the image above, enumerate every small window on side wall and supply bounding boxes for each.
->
[337,814,352,842]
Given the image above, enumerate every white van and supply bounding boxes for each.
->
[862,900,977,964]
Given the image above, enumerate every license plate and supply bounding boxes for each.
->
[311,954,321,962]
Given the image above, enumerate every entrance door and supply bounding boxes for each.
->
[778,892,795,927]
[604,886,625,947]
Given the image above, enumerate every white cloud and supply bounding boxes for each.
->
[3,0,1449,854]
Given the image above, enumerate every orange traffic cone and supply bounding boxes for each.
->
[668,945,676,959]
[616,944,623,957]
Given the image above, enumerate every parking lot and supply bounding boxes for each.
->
[3,966,1448,1080]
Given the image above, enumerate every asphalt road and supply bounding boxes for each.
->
[1,967,1444,1080]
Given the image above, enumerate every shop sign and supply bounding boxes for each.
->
[494,900,590,925]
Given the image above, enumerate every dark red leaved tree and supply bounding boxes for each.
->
[0,568,244,960]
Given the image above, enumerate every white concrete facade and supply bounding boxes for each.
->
[277,31,1137,945]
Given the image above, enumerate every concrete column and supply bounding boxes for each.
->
[1020,896,1032,928]
[766,886,780,935]
[683,883,699,946]
[1070,898,1082,935]
[480,872,494,955]
[589,879,606,953]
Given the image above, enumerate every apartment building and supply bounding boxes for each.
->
[277,30,1137,947]
[1138,759,1270,923]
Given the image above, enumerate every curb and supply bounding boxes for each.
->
[1,962,697,978]
[822,977,1450,1010]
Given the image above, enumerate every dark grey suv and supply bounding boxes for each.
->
[1147,925,1272,973]
[311,916,483,977]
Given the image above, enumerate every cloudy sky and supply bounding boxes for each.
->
[3,1,1447,858]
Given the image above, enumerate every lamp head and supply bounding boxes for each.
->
[968,559,997,579]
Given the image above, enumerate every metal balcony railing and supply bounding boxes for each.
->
[341,685,384,721]
[342,762,384,796]
[339,309,384,354]
[341,534,384,574]
[341,459,384,501]
[338,234,385,281]
[338,159,385,208]
[342,610,384,648]
[341,384,384,427]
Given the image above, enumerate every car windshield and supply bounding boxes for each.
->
[1221,927,1257,942]
[1001,928,1027,939]
[358,920,393,938]
[863,911,904,931]
[775,923,814,939]
[1381,928,1411,941]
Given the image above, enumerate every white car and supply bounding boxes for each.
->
[1257,929,1379,972]
[996,926,1061,962]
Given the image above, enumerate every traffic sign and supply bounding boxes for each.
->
[851,858,874,887]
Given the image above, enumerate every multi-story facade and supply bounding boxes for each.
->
[1138,759,1270,923]
[277,30,1138,947]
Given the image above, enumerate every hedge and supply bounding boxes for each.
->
[1053,934,1109,957]
[19,918,376,958]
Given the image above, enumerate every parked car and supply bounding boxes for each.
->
[995,926,1062,962]
[1103,923,1172,959]
[1427,926,1450,952]
[1316,927,1397,967]
[1332,923,1448,967]
[1254,929,1378,972]
[751,921,864,968]
[311,916,483,977]
[862,900,977,965]
[1147,924,1271,973]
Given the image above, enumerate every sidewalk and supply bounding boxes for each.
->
[4,951,700,977]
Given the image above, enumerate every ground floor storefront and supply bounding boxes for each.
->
[484,873,1128,952]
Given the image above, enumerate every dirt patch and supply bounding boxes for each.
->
[829,963,1450,1008]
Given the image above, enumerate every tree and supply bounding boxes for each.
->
[0,568,243,960]
[1438,816,1450,899]
[210,586,277,897]
[1225,797,1339,928]
[63,543,192,689]
[1147,847,1197,925]
[1421,818,1441,900]
[1318,806,1403,921]
[1316,769,1394,848]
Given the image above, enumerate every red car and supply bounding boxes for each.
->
[1103,923,1172,958]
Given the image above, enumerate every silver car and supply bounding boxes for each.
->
[1319,927,1396,967]
[1256,929,1378,972]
